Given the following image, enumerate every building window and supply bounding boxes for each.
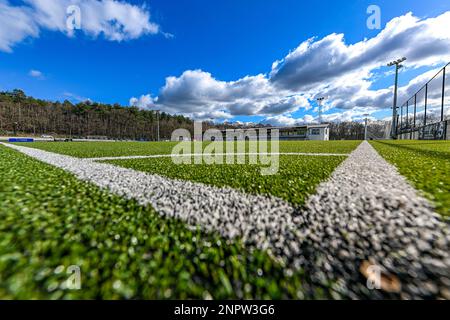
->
[310,128,320,135]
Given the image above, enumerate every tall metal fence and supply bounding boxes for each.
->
[397,62,449,140]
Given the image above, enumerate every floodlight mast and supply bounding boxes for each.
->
[387,57,406,139]
[316,97,325,124]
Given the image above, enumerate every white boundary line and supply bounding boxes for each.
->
[87,152,349,161]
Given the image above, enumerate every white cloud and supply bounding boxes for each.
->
[302,115,316,124]
[259,107,381,127]
[230,120,257,127]
[29,69,44,79]
[261,115,299,127]
[259,95,311,115]
[321,108,378,123]
[148,69,312,118]
[130,11,450,123]
[0,1,39,52]
[261,113,323,126]
[270,12,450,92]
[0,0,161,52]
[129,94,156,109]
[191,110,233,121]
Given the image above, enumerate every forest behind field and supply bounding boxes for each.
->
[0,89,193,141]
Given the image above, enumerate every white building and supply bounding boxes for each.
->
[305,124,330,141]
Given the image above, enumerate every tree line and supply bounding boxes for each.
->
[0,89,390,141]
[0,89,193,140]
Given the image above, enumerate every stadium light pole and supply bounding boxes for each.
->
[387,57,406,139]
[316,97,325,124]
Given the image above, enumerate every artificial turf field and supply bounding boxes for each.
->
[1,139,449,299]
[14,140,359,158]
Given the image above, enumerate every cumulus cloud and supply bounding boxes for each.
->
[272,108,378,126]
[321,108,378,123]
[130,11,450,125]
[328,65,446,112]
[259,95,311,115]
[270,12,450,91]
[302,114,316,124]
[261,113,322,126]
[260,115,299,127]
[191,110,233,121]
[0,0,161,52]
[150,69,312,119]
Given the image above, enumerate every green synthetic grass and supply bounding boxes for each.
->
[14,140,357,207]
[371,140,450,217]
[105,155,346,206]
[0,145,324,299]
[14,141,179,158]
[278,140,360,154]
[15,140,360,158]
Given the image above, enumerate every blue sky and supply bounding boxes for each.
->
[1,0,449,125]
